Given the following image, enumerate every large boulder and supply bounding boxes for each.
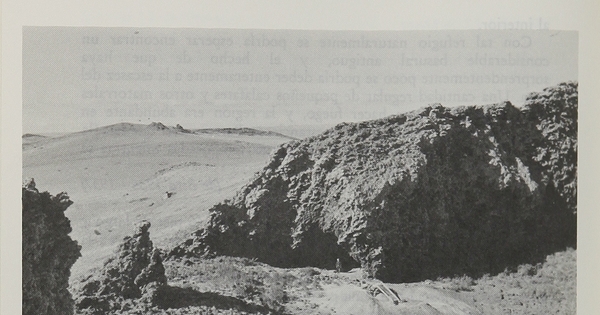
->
[74,221,168,314]
[22,179,81,315]
[171,82,577,283]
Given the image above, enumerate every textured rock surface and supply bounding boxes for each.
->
[74,221,168,314]
[171,82,577,282]
[22,178,81,315]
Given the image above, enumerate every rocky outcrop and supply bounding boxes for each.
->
[74,221,168,314]
[171,82,577,283]
[148,122,169,130]
[22,179,81,315]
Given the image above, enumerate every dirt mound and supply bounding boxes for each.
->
[173,82,577,283]
[22,179,81,315]
[73,221,168,314]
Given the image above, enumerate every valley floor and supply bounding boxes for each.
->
[77,248,574,315]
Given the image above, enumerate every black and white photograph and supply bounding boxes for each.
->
[4,1,600,315]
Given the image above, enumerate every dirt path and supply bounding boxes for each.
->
[298,269,481,315]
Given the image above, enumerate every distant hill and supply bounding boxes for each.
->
[24,122,296,139]
[52,122,166,135]
[22,133,47,138]
[23,121,293,279]
[257,124,336,140]
[191,127,297,140]
[22,133,47,145]
[171,82,578,283]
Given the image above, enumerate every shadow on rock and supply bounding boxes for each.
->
[155,285,277,314]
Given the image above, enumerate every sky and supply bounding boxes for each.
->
[22,28,577,134]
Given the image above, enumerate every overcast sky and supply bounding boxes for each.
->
[23,28,577,134]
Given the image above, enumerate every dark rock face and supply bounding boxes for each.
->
[22,179,81,315]
[74,221,168,314]
[171,82,577,283]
